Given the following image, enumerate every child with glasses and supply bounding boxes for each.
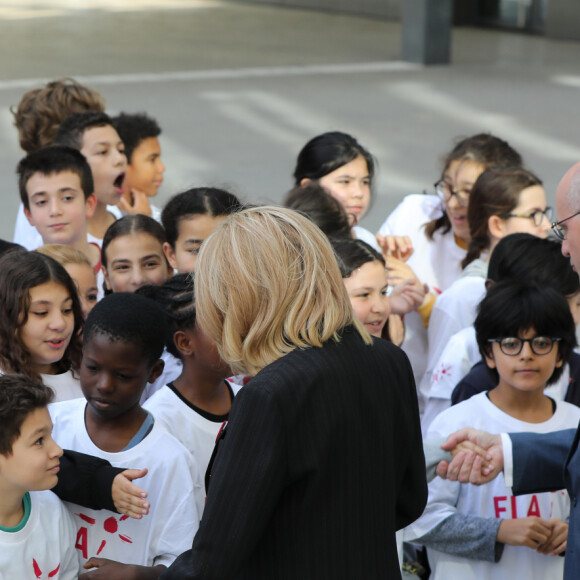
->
[406,281,580,580]
[376,133,522,398]
[421,167,551,420]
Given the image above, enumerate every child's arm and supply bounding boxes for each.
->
[81,558,165,579]
[53,450,149,518]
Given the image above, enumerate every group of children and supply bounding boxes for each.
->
[0,76,577,580]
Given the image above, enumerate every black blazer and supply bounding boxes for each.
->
[161,326,427,579]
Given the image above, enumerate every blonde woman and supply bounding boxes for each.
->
[161,206,426,579]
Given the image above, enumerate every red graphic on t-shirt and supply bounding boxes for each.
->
[32,559,60,578]
[432,364,452,384]
[74,512,133,559]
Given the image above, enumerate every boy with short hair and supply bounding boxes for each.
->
[50,292,199,577]
[406,282,580,580]
[18,145,101,273]
[112,112,165,221]
[0,374,79,579]
[54,111,126,242]
[12,77,106,251]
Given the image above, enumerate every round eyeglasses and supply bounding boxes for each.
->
[505,207,553,227]
[434,180,469,207]
[487,336,561,356]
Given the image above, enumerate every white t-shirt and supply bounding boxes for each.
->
[144,380,242,513]
[352,225,380,252]
[49,398,200,568]
[378,194,467,393]
[0,490,79,580]
[420,275,487,402]
[41,370,82,403]
[407,392,580,580]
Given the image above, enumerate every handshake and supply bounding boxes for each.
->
[434,428,504,484]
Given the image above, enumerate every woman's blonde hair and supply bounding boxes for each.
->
[36,244,91,268]
[196,206,371,376]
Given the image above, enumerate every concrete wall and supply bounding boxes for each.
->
[244,0,401,20]
[546,0,580,40]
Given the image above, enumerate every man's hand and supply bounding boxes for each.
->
[436,428,503,484]
[112,468,150,519]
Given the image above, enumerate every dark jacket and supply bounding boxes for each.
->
[161,326,427,580]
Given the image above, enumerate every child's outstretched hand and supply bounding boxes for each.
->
[112,468,150,519]
[118,188,152,217]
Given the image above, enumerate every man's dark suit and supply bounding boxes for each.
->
[510,427,580,580]
[161,326,427,579]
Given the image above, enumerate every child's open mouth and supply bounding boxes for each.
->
[113,172,125,194]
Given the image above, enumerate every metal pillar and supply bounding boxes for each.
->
[402,0,453,65]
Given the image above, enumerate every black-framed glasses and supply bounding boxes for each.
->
[505,207,553,227]
[434,179,469,208]
[552,209,580,241]
[488,336,561,356]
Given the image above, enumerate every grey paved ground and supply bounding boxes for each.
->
[1,0,580,239]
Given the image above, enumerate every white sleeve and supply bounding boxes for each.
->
[500,433,513,489]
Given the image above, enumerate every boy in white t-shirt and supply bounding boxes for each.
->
[50,292,199,578]
[0,374,79,579]
[406,282,580,580]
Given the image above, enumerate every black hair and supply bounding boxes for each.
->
[161,187,243,247]
[54,111,116,151]
[112,112,161,163]
[488,234,579,297]
[136,274,196,360]
[330,237,385,278]
[0,374,54,456]
[293,132,375,188]
[83,292,168,365]
[284,182,352,238]
[101,214,167,271]
[17,145,94,210]
[475,282,576,385]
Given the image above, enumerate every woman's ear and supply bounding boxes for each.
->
[300,178,312,188]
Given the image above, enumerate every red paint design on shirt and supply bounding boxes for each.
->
[76,513,96,525]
